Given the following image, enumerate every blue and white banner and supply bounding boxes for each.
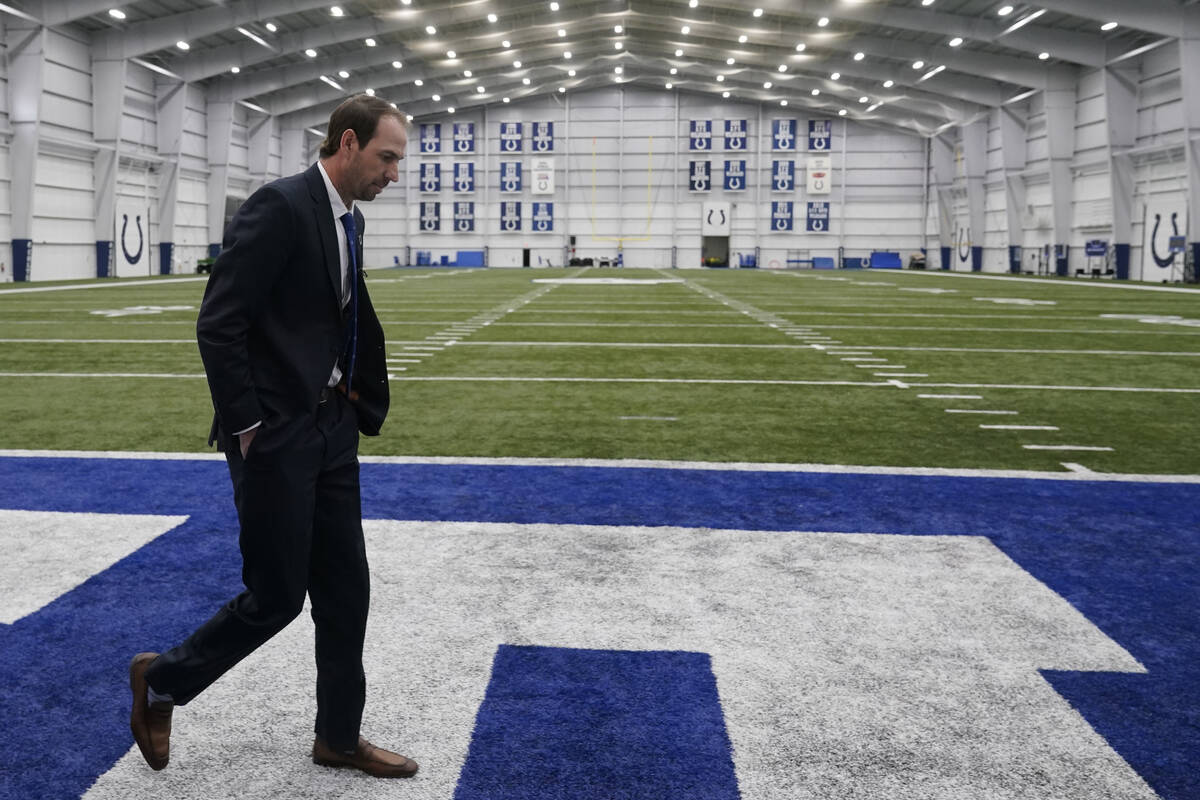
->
[771,201,794,232]
[689,161,712,192]
[772,119,797,151]
[419,123,441,154]
[454,202,475,232]
[499,162,523,193]
[500,201,522,232]
[772,161,795,192]
[453,162,475,193]
[725,120,748,151]
[808,120,833,152]
[690,120,712,151]
[532,202,554,233]
[419,201,440,232]
[532,122,554,152]
[723,160,747,192]
[419,162,441,193]
[499,122,523,153]
[807,201,830,233]
[807,156,832,195]
[453,122,475,153]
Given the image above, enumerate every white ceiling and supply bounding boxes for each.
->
[15,0,1196,137]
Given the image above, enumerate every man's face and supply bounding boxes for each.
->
[346,115,408,203]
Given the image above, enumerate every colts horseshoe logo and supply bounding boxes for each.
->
[957,226,971,263]
[121,214,144,264]
[1151,212,1179,268]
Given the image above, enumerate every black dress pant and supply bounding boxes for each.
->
[145,391,369,752]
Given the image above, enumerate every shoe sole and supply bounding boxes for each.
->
[312,754,418,778]
[129,652,168,771]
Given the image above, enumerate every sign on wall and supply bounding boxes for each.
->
[453,122,475,153]
[725,120,748,151]
[772,119,797,151]
[500,122,523,153]
[772,161,795,192]
[689,160,712,192]
[500,161,523,193]
[420,162,441,193]
[531,157,555,194]
[501,201,522,231]
[419,123,441,154]
[420,201,441,232]
[114,199,149,277]
[702,202,731,236]
[806,201,830,232]
[723,160,747,191]
[453,162,475,193]
[808,120,833,152]
[771,201,794,232]
[1143,202,1187,279]
[454,202,475,232]
[532,202,554,233]
[532,122,554,152]
[690,120,713,151]
[807,156,832,194]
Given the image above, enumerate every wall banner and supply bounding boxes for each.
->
[500,161,523,193]
[454,202,474,232]
[772,119,797,151]
[532,122,554,152]
[725,119,748,151]
[772,161,795,192]
[689,160,712,192]
[723,160,747,191]
[420,162,441,193]
[453,122,475,153]
[419,123,441,154]
[807,156,832,194]
[808,120,833,152]
[501,201,522,232]
[806,201,830,232]
[453,162,475,193]
[531,157,555,194]
[420,201,441,232]
[500,122,523,153]
[690,120,713,151]
[771,201,794,232]
[532,202,554,233]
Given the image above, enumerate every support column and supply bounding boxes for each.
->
[280,125,306,177]
[960,118,988,272]
[1045,72,1078,276]
[930,133,956,270]
[156,80,187,275]
[999,106,1029,273]
[1104,65,1138,280]
[247,112,275,194]
[206,87,236,257]
[8,22,45,281]
[1179,29,1200,281]
[92,57,126,278]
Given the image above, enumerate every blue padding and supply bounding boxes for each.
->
[456,250,485,267]
[1115,244,1131,280]
[812,257,835,269]
[844,257,863,269]
[12,239,32,281]
[158,242,174,276]
[95,241,113,279]
[869,251,902,269]
[455,645,739,800]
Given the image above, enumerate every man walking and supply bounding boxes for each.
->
[129,94,416,779]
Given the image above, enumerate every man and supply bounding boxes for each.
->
[128,94,416,779]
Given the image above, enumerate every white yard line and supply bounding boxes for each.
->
[919,394,983,399]
[1023,444,1115,452]
[888,269,1200,294]
[980,425,1060,431]
[0,277,208,294]
[945,409,1019,415]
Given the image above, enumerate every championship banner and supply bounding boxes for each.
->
[690,120,712,151]
[725,120,748,151]
[772,119,797,151]
[453,122,475,153]
[532,122,554,152]
[419,123,441,154]
[454,202,475,232]
[453,162,475,193]
[419,201,441,232]
[689,160,711,192]
[531,157,555,194]
[500,122,523,153]
[500,162,522,193]
[806,201,830,232]
[532,202,554,233]
[772,161,795,192]
[807,156,832,194]
[501,201,522,232]
[808,120,832,152]
[419,162,441,193]
[771,201,794,232]
[723,160,747,191]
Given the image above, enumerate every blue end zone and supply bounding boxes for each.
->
[0,457,1196,799]
[454,645,739,800]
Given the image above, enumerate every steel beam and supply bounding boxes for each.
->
[7,21,43,281]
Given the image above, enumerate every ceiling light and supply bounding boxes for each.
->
[812,89,820,95]
[675,48,684,56]
[681,25,690,34]
[614,24,623,33]
[796,42,806,51]
[949,37,963,47]
[1002,9,1045,34]
[689,0,698,6]
[265,22,277,32]
[722,91,730,97]
[753,8,763,17]
[176,40,190,50]
[615,42,624,49]
[432,94,441,101]
[477,86,485,93]
[488,13,498,22]
[919,64,946,81]
[564,50,572,58]
[859,96,869,103]
[922,0,934,5]
[666,81,673,88]
[448,107,455,113]
[1038,51,1050,60]
[230,65,240,73]
[726,57,735,65]
[305,48,318,57]
[838,108,847,115]
[401,0,411,4]
[550,1,559,9]
[503,97,510,103]
[883,79,894,87]
[615,66,624,74]
[415,78,423,86]
[320,75,342,90]
[763,81,772,89]
[568,68,576,76]
[716,74,725,82]
[670,67,678,75]
[781,100,788,106]
[502,40,511,48]
[446,50,456,58]
[108,8,126,19]
[523,77,531,84]
[237,26,271,48]
[558,28,566,37]
[831,72,840,80]
[426,25,436,34]
[513,60,522,68]
[338,70,349,78]
[329,6,343,16]
[739,35,748,43]
[912,60,925,69]
[997,5,1014,15]
[778,64,787,72]
[854,52,865,60]
[1101,21,1118,31]
[818,17,829,26]
[364,37,376,46]
[559,86,566,92]
[392,60,402,69]
[463,69,472,76]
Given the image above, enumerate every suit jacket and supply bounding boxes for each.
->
[197,163,390,452]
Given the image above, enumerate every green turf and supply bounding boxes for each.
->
[1,267,1197,475]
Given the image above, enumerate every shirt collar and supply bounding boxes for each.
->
[316,160,353,218]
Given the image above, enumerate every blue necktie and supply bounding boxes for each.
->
[339,212,359,395]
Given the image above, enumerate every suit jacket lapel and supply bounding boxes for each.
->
[304,164,343,312]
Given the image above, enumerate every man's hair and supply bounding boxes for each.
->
[319,94,407,158]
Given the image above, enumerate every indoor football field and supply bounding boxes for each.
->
[0,266,1197,800]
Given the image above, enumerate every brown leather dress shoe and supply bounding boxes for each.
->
[128,652,173,770]
[312,735,419,778]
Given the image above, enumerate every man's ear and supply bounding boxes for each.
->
[339,128,357,152]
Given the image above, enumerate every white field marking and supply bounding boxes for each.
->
[1024,445,1115,452]
[531,277,685,285]
[0,371,207,379]
[0,276,208,295]
[776,324,1200,336]
[806,345,1200,358]
[919,394,984,399]
[811,344,828,351]
[2,449,1196,483]
[842,357,884,362]
[974,297,1057,306]
[900,287,959,294]
[981,425,1060,431]
[0,338,196,344]
[0,510,189,624]
[439,342,838,351]
[912,382,1200,394]
[856,363,905,368]
[618,415,679,421]
[946,409,1019,415]
[1061,462,1097,474]
[386,358,423,364]
[1099,313,1200,328]
[887,379,910,389]
[890,268,1200,294]
[395,376,891,388]
[875,373,928,378]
